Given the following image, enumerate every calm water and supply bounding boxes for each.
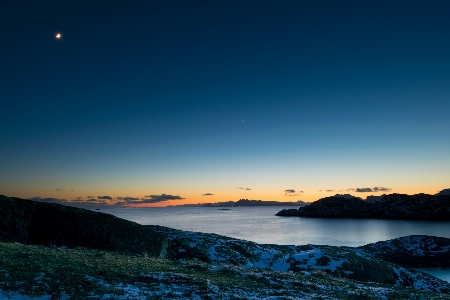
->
[95,206,450,282]
[96,206,450,246]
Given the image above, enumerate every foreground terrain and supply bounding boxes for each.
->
[1,195,450,299]
[1,241,450,300]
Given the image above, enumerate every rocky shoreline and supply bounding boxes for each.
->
[276,192,450,220]
[151,225,450,293]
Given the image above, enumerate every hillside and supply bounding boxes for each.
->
[0,195,166,256]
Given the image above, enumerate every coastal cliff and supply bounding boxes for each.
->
[276,192,450,220]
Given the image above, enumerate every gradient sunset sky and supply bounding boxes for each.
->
[1,0,449,207]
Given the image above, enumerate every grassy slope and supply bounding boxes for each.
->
[1,242,449,299]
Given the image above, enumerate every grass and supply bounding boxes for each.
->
[1,241,450,299]
[0,242,269,298]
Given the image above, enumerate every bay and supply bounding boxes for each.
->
[96,206,450,246]
[95,206,450,282]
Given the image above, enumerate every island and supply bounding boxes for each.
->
[170,198,307,207]
[276,190,450,220]
[1,194,450,299]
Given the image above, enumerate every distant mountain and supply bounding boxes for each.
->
[172,199,307,207]
[276,191,450,220]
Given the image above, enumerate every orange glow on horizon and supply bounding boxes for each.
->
[2,185,447,208]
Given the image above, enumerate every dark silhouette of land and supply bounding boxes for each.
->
[171,199,307,207]
[277,190,450,220]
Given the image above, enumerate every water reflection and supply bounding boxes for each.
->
[97,206,450,247]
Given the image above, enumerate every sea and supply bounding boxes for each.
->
[94,206,450,282]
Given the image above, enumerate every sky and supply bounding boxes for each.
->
[1,0,449,207]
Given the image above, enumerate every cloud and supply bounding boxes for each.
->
[354,187,392,193]
[284,189,300,196]
[373,187,391,192]
[202,193,214,196]
[141,194,185,203]
[85,198,99,202]
[326,190,333,192]
[116,196,139,201]
[29,196,113,208]
[54,188,73,192]
[237,187,251,190]
[29,197,65,204]
[87,196,94,199]
[97,196,113,200]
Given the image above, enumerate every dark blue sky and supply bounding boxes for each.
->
[1,0,449,204]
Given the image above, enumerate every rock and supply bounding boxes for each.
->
[151,226,450,293]
[277,196,373,218]
[276,193,450,220]
[437,188,450,196]
[358,235,450,268]
[365,194,387,203]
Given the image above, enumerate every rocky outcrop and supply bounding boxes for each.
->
[277,196,373,218]
[150,226,450,293]
[0,195,166,257]
[375,194,450,219]
[2,242,447,300]
[358,235,450,268]
[276,193,450,220]
[437,189,450,196]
